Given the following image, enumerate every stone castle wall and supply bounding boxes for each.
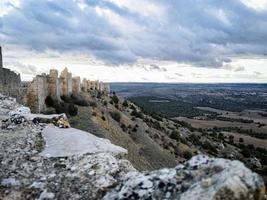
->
[24,67,109,113]
[0,46,21,100]
[24,75,48,113]
[72,76,81,94]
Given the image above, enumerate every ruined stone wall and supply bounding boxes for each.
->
[25,75,48,113]
[0,47,21,100]
[23,67,110,113]
[72,77,81,94]
[67,72,72,95]
[104,83,110,94]
[60,68,72,96]
[81,78,88,92]
[0,46,2,68]
[48,69,60,99]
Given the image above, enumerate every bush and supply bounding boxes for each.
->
[121,124,127,132]
[170,131,181,141]
[61,95,72,103]
[132,127,138,132]
[110,111,121,122]
[103,101,108,106]
[45,96,55,107]
[241,149,250,158]
[202,140,218,153]
[239,137,244,143]
[68,104,78,116]
[130,104,136,111]
[183,150,193,159]
[122,100,129,107]
[111,94,119,104]
[89,101,97,108]
[131,110,144,119]
[92,112,97,116]
[101,116,106,121]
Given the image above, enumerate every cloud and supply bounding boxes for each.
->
[234,66,245,72]
[175,73,183,77]
[223,64,245,72]
[1,0,267,68]
[147,64,167,72]
[254,71,262,76]
[5,61,38,75]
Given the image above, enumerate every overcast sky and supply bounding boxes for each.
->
[0,0,267,82]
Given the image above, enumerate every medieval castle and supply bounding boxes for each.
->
[0,46,110,113]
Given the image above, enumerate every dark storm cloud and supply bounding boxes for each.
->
[1,0,267,67]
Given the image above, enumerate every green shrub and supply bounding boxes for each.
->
[122,100,129,107]
[111,94,119,104]
[121,124,127,132]
[130,104,136,111]
[110,111,121,122]
[103,101,108,106]
[89,101,97,108]
[170,131,181,142]
[68,104,78,116]
[131,110,144,119]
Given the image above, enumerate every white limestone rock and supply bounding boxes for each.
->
[104,155,265,200]
[40,125,128,157]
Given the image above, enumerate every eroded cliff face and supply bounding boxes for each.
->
[0,94,265,200]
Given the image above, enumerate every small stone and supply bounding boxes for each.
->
[1,178,20,187]
[38,190,55,200]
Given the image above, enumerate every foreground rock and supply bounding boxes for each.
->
[0,94,265,199]
[104,155,265,200]
[40,125,127,157]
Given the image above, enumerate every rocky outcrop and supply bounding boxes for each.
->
[105,155,265,200]
[0,94,265,200]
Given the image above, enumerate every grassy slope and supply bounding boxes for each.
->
[69,92,178,171]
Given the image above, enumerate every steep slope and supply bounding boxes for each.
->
[69,92,178,171]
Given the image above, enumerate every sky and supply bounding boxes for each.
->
[0,0,267,83]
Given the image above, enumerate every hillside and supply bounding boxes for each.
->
[0,94,265,199]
